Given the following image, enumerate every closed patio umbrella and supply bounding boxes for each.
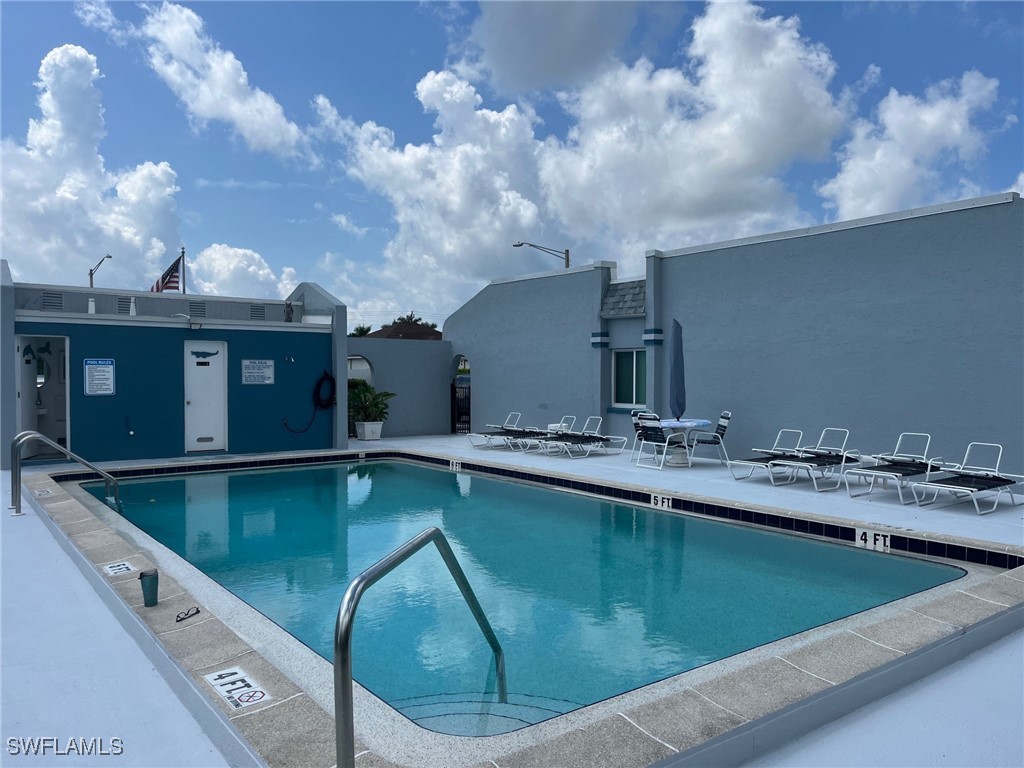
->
[669,319,686,419]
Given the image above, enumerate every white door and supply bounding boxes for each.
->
[184,340,227,451]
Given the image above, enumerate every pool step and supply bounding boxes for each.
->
[392,691,583,736]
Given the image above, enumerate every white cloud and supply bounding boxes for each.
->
[74,0,131,45]
[330,213,368,237]
[468,2,639,92]
[1010,172,1024,195]
[138,2,310,160]
[318,69,542,314]
[1,44,182,288]
[537,0,844,260]
[819,70,1004,219]
[190,243,296,299]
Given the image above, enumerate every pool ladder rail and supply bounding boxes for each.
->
[9,430,122,516]
[334,526,507,768]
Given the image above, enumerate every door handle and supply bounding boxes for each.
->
[186,400,191,405]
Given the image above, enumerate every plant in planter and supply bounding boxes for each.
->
[350,385,397,440]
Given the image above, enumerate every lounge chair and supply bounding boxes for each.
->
[844,432,944,504]
[768,428,860,492]
[468,425,548,449]
[485,412,522,430]
[729,429,804,480]
[911,442,1024,515]
[687,411,732,465]
[635,412,690,469]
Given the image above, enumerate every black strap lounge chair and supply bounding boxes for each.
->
[485,412,522,430]
[636,413,690,470]
[729,429,804,480]
[687,411,732,465]
[844,432,945,504]
[911,442,1024,515]
[767,428,861,492]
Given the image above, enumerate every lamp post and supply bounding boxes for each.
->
[89,254,112,287]
[512,241,569,269]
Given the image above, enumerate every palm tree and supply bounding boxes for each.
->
[348,324,372,337]
[388,311,437,329]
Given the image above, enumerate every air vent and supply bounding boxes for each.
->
[41,292,64,311]
[249,304,267,320]
[188,300,207,318]
[117,297,132,314]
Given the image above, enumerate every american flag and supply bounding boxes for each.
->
[150,252,184,292]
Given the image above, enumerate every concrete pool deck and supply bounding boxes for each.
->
[2,434,1022,767]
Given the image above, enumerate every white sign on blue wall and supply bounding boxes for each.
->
[83,359,115,396]
[241,359,274,385]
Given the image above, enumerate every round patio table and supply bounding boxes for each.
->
[659,418,712,466]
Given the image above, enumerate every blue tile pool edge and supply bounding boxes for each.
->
[53,448,1022,572]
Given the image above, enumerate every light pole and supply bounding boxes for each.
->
[513,241,569,269]
[89,254,112,287]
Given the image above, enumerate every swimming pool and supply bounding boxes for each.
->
[89,461,963,737]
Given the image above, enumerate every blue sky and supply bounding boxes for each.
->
[2,1,1021,330]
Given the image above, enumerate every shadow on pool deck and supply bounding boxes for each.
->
[2,434,1022,767]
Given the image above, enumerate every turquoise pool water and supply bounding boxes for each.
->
[90,462,962,736]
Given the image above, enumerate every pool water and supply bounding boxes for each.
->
[91,462,963,736]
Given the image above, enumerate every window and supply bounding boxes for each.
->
[613,349,646,406]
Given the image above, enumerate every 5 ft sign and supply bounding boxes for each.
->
[856,529,891,553]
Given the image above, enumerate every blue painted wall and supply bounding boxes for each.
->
[15,321,335,461]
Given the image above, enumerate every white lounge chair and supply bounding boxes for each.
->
[844,432,943,504]
[911,442,1023,515]
[729,429,804,480]
[768,428,860,492]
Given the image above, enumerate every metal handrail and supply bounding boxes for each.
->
[334,526,506,768]
[10,431,122,516]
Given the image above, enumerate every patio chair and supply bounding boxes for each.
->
[911,442,1024,515]
[687,411,732,465]
[729,429,804,480]
[629,409,656,461]
[768,428,860,492]
[844,432,945,504]
[635,412,690,470]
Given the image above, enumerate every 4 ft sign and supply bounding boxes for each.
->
[203,667,272,709]
[856,528,891,553]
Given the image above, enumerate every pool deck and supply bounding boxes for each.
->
[2,434,1022,767]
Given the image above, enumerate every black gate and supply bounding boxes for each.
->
[451,381,471,434]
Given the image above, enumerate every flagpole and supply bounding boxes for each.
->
[180,246,186,295]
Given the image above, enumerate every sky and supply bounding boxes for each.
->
[2,1,1021,331]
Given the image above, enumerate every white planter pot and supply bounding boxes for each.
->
[355,421,384,440]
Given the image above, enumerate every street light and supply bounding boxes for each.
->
[513,241,569,269]
[89,254,112,287]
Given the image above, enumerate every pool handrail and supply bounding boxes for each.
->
[334,526,507,768]
[9,430,122,516]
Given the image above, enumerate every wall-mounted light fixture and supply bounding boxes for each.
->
[512,241,570,269]
[172,313,203,330]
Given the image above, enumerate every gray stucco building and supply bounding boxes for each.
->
[445,192,1024,470]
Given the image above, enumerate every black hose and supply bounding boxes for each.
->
[284,370,336,434]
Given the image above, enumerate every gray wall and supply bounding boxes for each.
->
[347,337,454,437]
[445,264,614,433]
[650,194,1024,469]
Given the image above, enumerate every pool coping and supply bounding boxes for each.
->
[19,447,1024,768]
